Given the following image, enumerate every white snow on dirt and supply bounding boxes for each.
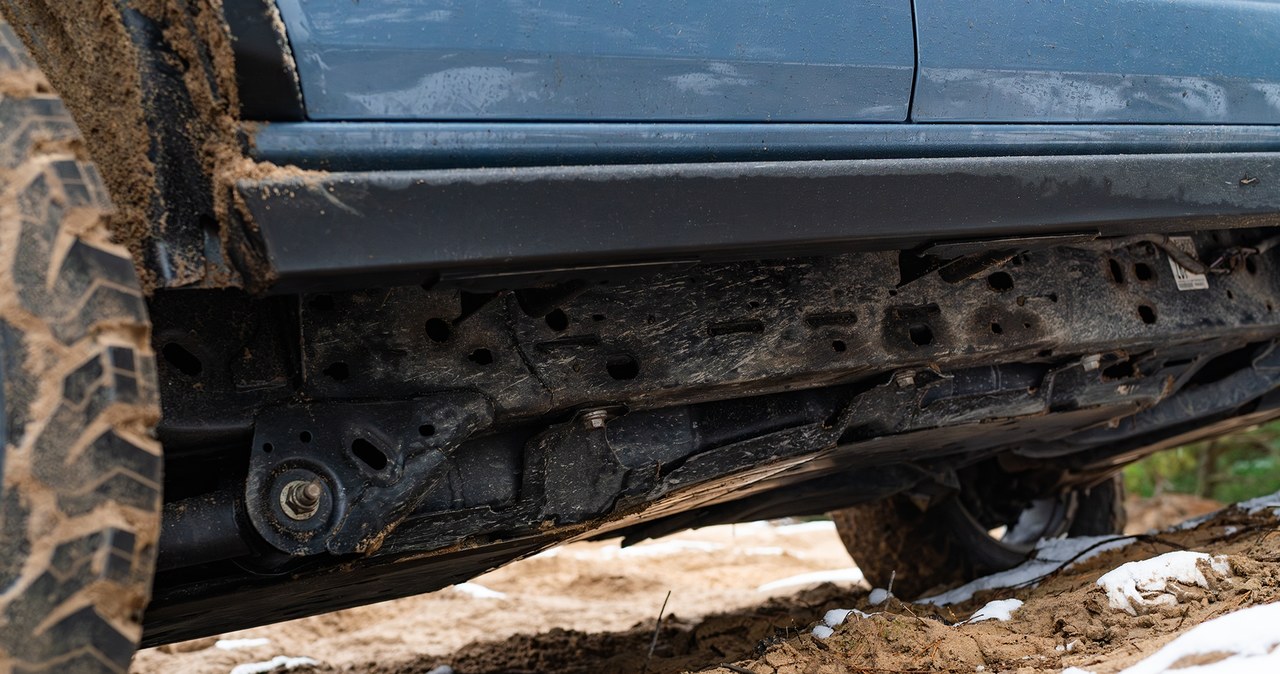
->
[1096,551,1231,615]
[811,625,835,639]
[822,608,871,626]
[823,608,854,627]
[451,582,507,599]
[812,607,874,639]
[228,656,319,674]
[867,587,889,605]
[1172,512,1218,532]
[1171,487,1280,531]
[922,535,1134,605]
[1115,601,1280,674]
[965,598,1024,623]
[1235,489,1280,515]
[756,567,864,592]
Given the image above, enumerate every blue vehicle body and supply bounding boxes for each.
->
[913,0,1280,124]
[217,0,1280,292]
[256,0,1280,174]
[274,0,1280,126]
[275,0,916,122]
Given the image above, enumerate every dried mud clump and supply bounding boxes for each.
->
[2,0,307,291]
[1,0,156,276]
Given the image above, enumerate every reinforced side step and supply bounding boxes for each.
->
[231,152,1280,293]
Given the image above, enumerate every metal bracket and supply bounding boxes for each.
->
[245,391,493,556]
[525,409,629,524]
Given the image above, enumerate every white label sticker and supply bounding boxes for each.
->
[1167,236,1209,291]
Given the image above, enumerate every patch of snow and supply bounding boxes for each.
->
[757,567,864,592]
[1236,489,1280,514]
[215,638,271,651]
[425,667,455,674]
[1168,489,1280,530]
[811,625,835,639]
[1003,499,1058,546]
[868,587,890,605]
[229,656,319,674]
[823,609,853,626]
[773,520,837,535]
[1116,601,1280,674]
[965,598,1023,623]
[1223,526,1239,536]
[452,582,507,599]
[1096,551,1231,615]
[922,535,1133,605]
[1173,511,1220,531]
[820,608,871,627]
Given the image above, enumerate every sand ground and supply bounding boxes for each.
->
[132,492,1262,674]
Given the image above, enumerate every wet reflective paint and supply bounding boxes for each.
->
[274,0,915,122]
[913,0,1280,123]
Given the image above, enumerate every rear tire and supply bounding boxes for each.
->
[832,474,1126,600]
[832,496,968,600]
[0,19,161,673]
[1068,475,1127,537]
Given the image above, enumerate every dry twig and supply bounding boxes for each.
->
[640,590,673,674]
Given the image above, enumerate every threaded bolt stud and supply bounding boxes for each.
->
[281,479,324,520]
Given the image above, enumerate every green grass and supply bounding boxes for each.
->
[1124,420,1280,503]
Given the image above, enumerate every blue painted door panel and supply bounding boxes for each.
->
[913,0,1280,124]
[274,0,915,122]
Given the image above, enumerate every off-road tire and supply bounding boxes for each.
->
[831,475,1127,600]
[1067,475,1127,537]
[831,496,969,600]
[0,19,161,674]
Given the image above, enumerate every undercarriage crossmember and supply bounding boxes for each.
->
[145,227,1280,644]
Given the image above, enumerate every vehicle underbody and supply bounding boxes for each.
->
[145,227,1280,644]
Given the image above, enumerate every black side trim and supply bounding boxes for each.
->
[234,152,1280,293]
[222,0,304,120]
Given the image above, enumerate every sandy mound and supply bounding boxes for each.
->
[132,496,1280,674]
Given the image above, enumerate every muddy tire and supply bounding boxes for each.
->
[831,496,969,600]
[0,20,161,674]
[832,475,1127,600]
[1067,475,1127,537]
